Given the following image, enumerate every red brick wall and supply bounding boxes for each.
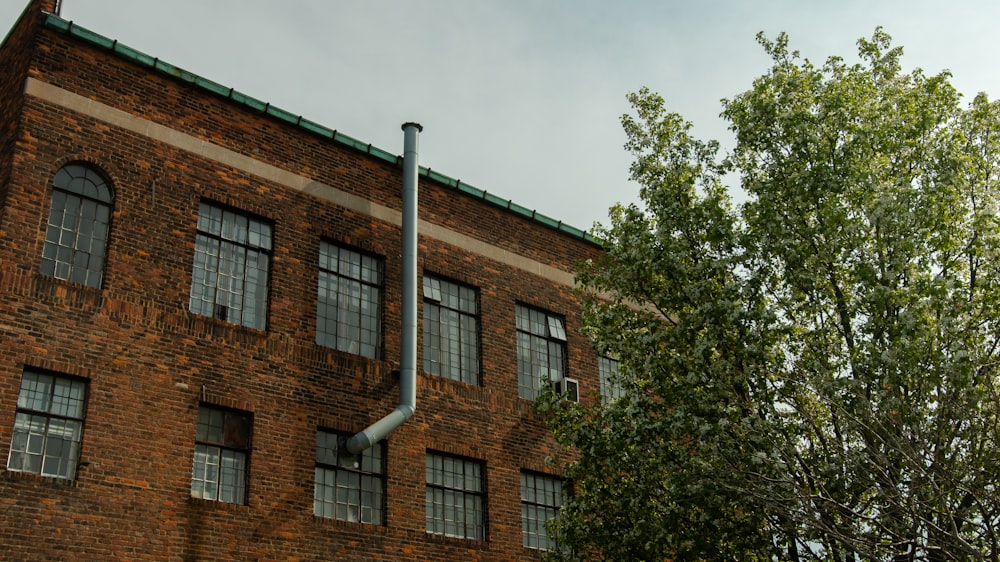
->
[0,1,44,215]
[0,7,601,561]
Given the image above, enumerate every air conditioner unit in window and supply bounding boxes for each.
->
[552,378,579,403]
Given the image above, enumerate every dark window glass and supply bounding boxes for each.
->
[314,429,385,524]
[6,370,87,480]
[316,241,382,358]
[425,452,486,540]
[516,304,566,399]
[423,276,479,384]
[599,356,623,402]
[41,164,113,288]
[191,405,252,504]
[521,471,563,550]
[189,202,272,330]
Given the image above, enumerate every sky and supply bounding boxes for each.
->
[2,0,999,233]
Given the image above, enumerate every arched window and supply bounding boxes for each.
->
[40,163,114,288]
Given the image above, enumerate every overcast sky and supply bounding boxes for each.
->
[3,0,999,232]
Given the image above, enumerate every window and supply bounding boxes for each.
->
[423,276,479,384]
[425,452,486,540]
[521,471,563,550]
[190,405,251,504]
[41,163,113,288]
[599,356,624,402]
[316,241,382,358]
[314,429,385,524]
[516,304,567,399]
[6,370,87,480]
[189,202,272,330]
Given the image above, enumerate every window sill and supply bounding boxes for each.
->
[3,469,79,487]
[311,515,388,533]
[423,531,490,548]
[187,495,251,510]
[186,312,269,346]
[32,273,105,309]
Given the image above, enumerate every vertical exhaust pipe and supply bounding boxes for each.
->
[346,122,422,454]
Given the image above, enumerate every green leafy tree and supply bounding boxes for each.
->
[540,29,1000,561]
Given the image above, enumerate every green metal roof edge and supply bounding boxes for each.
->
[41,13,599,246]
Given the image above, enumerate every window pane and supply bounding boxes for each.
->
[516,305,567,399]
[521,471,563,550]
[317,243,382,358]
[191,444,220,500]
[40,165,113,288]
[7,372,86,480]
[189,202,271,329]
[50,377,86,418]
[196,406,224,442]
[192,406,251,505]
[425,452,485,540]
[17,371,52,411]
[599,356,623,402]
[314,429,385,525]
[423,276,479,384]
[219,449,247,504]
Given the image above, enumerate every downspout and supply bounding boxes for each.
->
[346,122,422,455]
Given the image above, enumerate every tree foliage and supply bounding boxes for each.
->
[540,29,1000,561]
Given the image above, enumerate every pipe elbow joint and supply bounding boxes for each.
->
[346,431,374,455]
[346,404,415,455]
[398,403,416,420]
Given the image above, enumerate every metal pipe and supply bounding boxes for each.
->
[346,122,422,455]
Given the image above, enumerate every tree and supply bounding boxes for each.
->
[540,29,1000,561]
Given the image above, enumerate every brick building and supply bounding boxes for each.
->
[0,1,607,560]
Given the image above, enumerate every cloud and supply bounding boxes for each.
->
[3,0,998,230]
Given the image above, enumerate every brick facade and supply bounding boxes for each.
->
[0,2,602,560]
